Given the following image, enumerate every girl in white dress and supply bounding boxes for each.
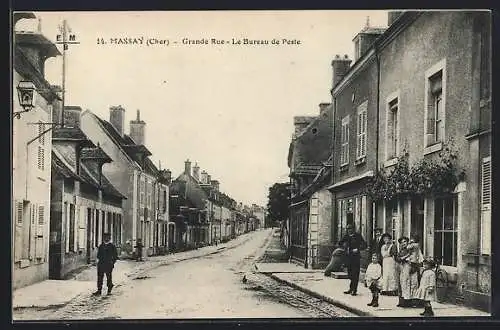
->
[380,233,398,295]
[415,258,437,316]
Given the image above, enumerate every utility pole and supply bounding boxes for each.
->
[58,20,68,127]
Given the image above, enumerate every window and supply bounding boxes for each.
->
[88,208,94,248]
[95,210,100,247]
[140,178,145,205]
[386,95,399,160]
[340,116,350,166]
[425,59,446,149]
[163,190,167,213]
[356,101,368,160]
[481,157,491,254]
[434,196,458,267]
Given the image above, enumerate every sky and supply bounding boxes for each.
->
[16,10,388,207]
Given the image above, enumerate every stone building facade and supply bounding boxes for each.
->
[50,123,125,279]
[12,13,61,289]
[372,11,491,311]
[80,107,169,258]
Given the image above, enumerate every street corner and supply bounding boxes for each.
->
[13,280,95,309]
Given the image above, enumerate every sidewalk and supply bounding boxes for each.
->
[13,231,260,309]
[257,263,490,317]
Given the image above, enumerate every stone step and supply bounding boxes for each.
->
[330,272,349,279]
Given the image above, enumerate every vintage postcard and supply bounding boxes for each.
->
[11,9,492,320]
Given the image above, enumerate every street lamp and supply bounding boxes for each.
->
[14,81,36,119]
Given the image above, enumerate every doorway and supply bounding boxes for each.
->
[86,208,92,263]
[411,196,425,251]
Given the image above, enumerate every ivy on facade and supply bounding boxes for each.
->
[366,140,465,202]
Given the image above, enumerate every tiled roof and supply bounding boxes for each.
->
[52,127,94,144]
[80,164,126,199]
[94,114,156,173]
[80,147,112,162]
[123,144,152,157]
[289,104,334,173]
[101,174,127,199]
[52,151,82,181]
[170,173,207,210]
[53,150,125,199]
[292,164,323,176]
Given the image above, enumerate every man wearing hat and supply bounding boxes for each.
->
[339,223,367,296]
[93,233,118,296]
[369,228,384,264]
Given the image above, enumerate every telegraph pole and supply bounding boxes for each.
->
[58,20,68,127]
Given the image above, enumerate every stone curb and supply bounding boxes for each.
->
[267,273,372,317]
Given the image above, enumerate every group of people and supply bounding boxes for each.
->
[338,224,437,317]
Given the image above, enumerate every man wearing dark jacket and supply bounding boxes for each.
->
[339,223,367,296]
[93,233,118,296]
[370,228,384,264]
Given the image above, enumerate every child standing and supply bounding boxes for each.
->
[415,258,437,316]
[365,253,382,307]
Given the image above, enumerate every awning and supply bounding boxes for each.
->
[289,199,308,208]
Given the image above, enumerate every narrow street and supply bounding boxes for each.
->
[14,229,356,320]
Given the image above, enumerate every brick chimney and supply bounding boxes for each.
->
[352,17,386,62]
[331,54,352,90]
[293,116,316,138]
[110,105,125,137]
[192,163,200,182]
[159,169,172,184]
[211,180,220,192]
[130,109,146,145]
[201,170,208,184]
[63,106,82,128]
[388,10,405,26]
[319,102,331,114]
[184,159,192,176]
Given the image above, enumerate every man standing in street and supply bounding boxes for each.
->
[339,223,367,296]
[370,228,384,264]
[93,233,118,296]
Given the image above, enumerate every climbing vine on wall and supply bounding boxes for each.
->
[366,140,465,202]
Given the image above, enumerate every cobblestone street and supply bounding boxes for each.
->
[13,229,356,320]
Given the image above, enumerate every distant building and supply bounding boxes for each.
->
[169,160,208,249]
[288,103,335,268]
[81,108,169,258]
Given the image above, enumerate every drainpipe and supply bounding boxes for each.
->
[374,43,381,238]
[331,97,338,244]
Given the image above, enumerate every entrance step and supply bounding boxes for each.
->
[330,272,349,279]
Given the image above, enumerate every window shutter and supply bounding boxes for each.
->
[482,158,491,206]
[29,205,36,259]
[78,207,86,250]
[35,205,45,259]
[38,123,45,145]
[387,110,394,157]
[426,89,436,140]
[14,201,23,262]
